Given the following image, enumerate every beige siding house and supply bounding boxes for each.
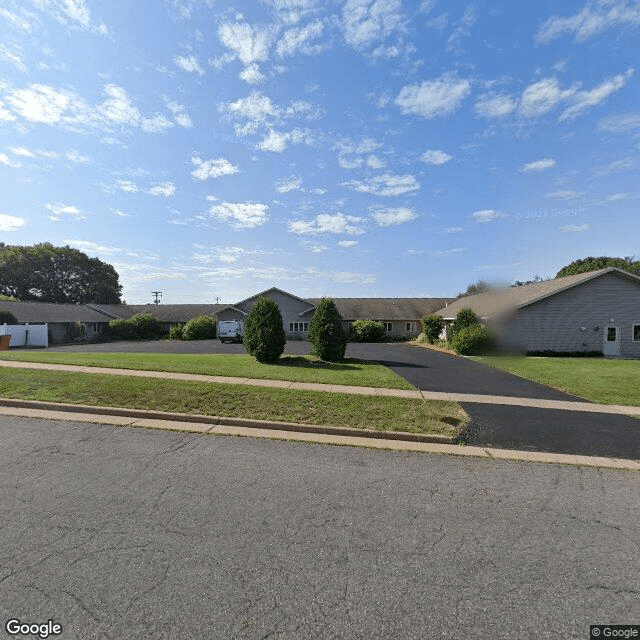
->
[435,268,640,358]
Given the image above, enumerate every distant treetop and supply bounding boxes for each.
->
[556,256,640,278]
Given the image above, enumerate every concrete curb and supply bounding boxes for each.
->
[0,397,455,444]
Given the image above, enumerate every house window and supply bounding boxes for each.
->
[384,322,392,332]
[289,323,293,331]
[406,322,416,332]
[607,327,617,342]
[634,325,640,341]
[290,322,309,332]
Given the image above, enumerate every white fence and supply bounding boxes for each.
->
[0,323,49,348]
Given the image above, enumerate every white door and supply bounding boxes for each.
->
[603,326,621,356]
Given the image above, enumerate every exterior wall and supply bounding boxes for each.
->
[236,290,316,338]
[514,272,640,357]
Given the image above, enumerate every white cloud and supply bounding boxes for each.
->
[67,149,90,163]
[521,158,556,172]
[0,153,21,168]
[44,202,85,221]
[218,22,272,66]
[593,156,637,177]
[166,100,193,128]
[141,114,174,133]
[371,207,418,227]
[174,55,205,75]
[518,77,578,118]
[276,20,325,57]
[536,0,640,43]
[597,111,640,133]
[560,224,591,232]
[471,209,506,223]
[224,91,277,134]
[35,0,96,29]
[0,44,28,73]
[275,176,303,193]
[434,247,464,257]
[288,213,366,235]
[395,75,471,119]
[258,129,289,152]
[446,5,477,51]
[208,200,269,229]
[0,8,33,33]
[343,173,420,197]
[116,179,139,193]
[6,83,88,126]
[445,227,463,233]
[239,63,266,85]
[338,240,358,248]
[335,137,381,169]
[559,69,634,121]
[606,192,631,202]
[342,0,404,50]
[64,239,121,255]
[191,155,239,180]
[110,208,128,217]
[421,149,453,165]
[474,93,518,118]
[0,213,27,231]
[149,181,176,197]
[545,190,584,200]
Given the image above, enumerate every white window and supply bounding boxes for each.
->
[289,323,294,331]
[633,325,640,342]
[406,322,416,332]
[384,322,392,332]
[290,322,309,332]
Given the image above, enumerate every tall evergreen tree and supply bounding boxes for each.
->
[308,298,346,362]
[243,296,286,364]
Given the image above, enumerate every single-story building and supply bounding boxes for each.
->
[434,267,640,358]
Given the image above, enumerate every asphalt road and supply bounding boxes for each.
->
[41,339,640,459]
[1,415,638,640]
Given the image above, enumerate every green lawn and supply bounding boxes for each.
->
[0,352,413,389]
[471,355,640,406]
[0,368,467,436]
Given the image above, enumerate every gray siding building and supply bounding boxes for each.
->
[436,268,640,358]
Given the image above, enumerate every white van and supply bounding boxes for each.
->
[218,320,245,343]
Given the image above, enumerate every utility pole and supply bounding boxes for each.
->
[151,291,162,305]
[214,297,221,304]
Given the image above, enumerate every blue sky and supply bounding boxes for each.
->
[1,0,639,304]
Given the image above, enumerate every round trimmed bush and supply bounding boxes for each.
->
[182,315,216,340]
[450,324,494,355]
[243,296,286,364]
[308,298,346,361]
[349,319,386,342]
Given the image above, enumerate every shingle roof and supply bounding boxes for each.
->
[0,301,112,323]
[305,298,454,320]
[111,304,224,322]
[434,268,640,319]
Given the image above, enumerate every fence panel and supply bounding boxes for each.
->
[0,323,49,348]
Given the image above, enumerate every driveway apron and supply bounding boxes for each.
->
[346,343,640,459]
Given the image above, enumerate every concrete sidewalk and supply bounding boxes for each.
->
[1,359,638,416]
[1,399,638,471]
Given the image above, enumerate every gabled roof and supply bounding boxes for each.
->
[435,268,640,319]
[305,298,454,320]
[234,286,317,311]
[125,304,224,322]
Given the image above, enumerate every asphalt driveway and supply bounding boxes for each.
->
[40,339,640,458]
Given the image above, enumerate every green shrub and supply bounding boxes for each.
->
[182,315,217,340]
[0,310,18,324]
[308,298,346,362]
[421,314,445,344]
[450,324,494,355]
[168,323,185,340]
[349,319,386,342]
[449,307,479,340]
[243,297,286,364]
[108,313,162,340]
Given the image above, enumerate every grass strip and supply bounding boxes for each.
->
[0,368,467,436]
[471,355,640,406]
[0,352,413,390]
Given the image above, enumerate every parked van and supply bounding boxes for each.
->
[218,320,245,343]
